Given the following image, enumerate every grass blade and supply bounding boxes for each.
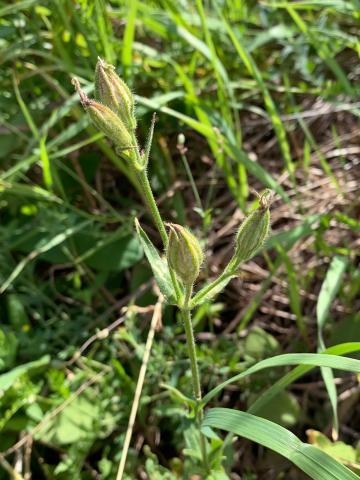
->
[122,0,138,73]
[249,342,360,414]
[203,408,359,480]
[202,352,360,405]
[0,220,91,294]
[316,255,348,438]
[218,8,295,179]
[317,256,348,333]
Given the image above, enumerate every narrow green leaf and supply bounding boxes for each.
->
[203,408,359,480]
[94,0,114,63]
[277,245,306,338]
[40,136,52,190]
[202,352,360,405]
[160,383,196,409]
[191,274,235,308]
[0,0,38,16]
[249,343,360,415]
[122,0,138,69]
[0,220,92,294]
[136,96,289,202]
[317,256,348,331]
[218,9,295,178]
[225,141,290,203]
[265,214,321,251]
[135,219,176,303]
[317,255,348,436]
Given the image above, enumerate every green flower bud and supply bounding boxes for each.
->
[167,224,203,286]
[226,190,271,273]
[95,57,136,130]
[72,77,132,149]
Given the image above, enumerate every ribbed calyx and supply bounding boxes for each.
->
[95,57,136,130]
[71,77,132,150]
[167,224,203,287]
[226,190,271,273]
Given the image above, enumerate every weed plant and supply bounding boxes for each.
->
[1,2,360,479]
[72,59,360,479]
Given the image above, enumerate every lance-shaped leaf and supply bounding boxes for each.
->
[135,219,176,303]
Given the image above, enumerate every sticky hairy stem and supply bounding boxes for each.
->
[135,166,182,302]
[128,137,167,246]
[182,285,209,472]
[127,133,183,302]
[135,168,168,246]
[190,270,232,308]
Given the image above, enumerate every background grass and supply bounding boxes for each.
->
[0,0,359,478]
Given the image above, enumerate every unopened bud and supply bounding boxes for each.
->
[226,190,271,273]
[72,77,132,149]
[167,224,203,286]
[95,57,136,130]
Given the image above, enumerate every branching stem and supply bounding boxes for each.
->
[190,270,232,308]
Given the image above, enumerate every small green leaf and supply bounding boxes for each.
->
[244,326,279,361]
[135,219,176,303]
[307,430,359,469]
[0,327,18,371]
[0,355,50,392]
[249,390,301,427]
[40,396,100,445]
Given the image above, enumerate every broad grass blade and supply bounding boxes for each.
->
[203,408,359,480]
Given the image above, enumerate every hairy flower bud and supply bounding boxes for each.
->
[226,190,271,273]
[72,77,132,149]
[95,57,136,130]
[167,224,203,286]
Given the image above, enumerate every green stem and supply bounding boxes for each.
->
[183,287,201,400]
[135,168,168,247]
[127,133,183,303]
[127,131,168,248]
[182,285,209,473]
[133,165,182,302]
[190,270,232,308]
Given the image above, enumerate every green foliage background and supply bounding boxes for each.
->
[0,0,359,478]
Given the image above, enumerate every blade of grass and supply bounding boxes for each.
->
[217,7,295,180]
[0,220,92,294]
[249,342,360,415]
[202,352,360,405]
[203,408,359,480]
[138,95,289,201]
[94,0,115,63]
[122,0,138,75]
[194,0,248,202]
[282,73,341,192]
[0,0,38,16]
[316,255,348,439]
[39,136,53,190]
[165,3,248,204]
[285,4,354,96]
[277,244,307,341]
